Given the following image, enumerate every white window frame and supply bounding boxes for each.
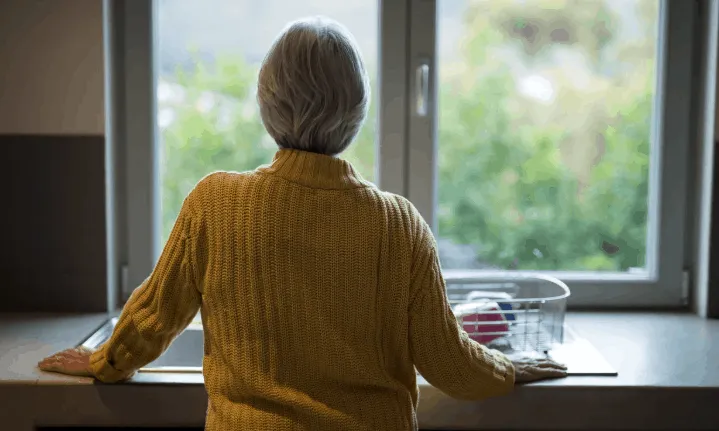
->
[106,0,703,308]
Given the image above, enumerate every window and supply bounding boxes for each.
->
[111,0,697,307]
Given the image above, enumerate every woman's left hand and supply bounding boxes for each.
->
[38,346,95,377]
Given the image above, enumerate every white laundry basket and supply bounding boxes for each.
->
[446,272,570,355]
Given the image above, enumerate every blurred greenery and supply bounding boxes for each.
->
[160,0,657,272]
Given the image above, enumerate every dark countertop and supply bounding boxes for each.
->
[1,312,717,430]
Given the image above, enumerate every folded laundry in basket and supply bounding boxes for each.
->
[466,290,516,321]
[453,300,511,345]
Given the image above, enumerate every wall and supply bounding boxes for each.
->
[0,0,105,135]
[0,0,108,312]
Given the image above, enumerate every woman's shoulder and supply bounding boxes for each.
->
[193,170,253,191]
[379,191,422,217]
[184,170,255,206]
[360,190,426,231]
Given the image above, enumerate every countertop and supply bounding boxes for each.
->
[1,312,717,430]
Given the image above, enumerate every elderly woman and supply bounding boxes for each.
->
[40,17,566,430]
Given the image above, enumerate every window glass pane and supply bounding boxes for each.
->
[437,0,659,272]
[157,0,378,241]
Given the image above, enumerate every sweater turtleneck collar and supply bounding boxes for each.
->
[257,149,371,190]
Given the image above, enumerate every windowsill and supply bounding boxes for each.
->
[1,311,717,429]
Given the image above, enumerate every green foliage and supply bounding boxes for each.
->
[160,0,656,272]
[434,0,654,271]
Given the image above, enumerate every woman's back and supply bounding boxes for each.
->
[199,150,421,429]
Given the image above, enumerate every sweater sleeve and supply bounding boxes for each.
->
[407,214,515,400]
[89,188,204,383]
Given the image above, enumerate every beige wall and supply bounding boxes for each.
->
[0,0,104,135]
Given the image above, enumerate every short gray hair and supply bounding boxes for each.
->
[257,17,370,156]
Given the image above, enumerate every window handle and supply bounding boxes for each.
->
[415,61,430,117]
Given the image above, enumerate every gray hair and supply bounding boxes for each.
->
[257,16,370,156]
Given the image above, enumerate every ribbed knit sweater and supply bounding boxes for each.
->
[89,149,515,430]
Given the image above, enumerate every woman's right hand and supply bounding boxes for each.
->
[510,356,568,383]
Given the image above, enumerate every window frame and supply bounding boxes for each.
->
[105,0,162,296]
[108,0,703,308]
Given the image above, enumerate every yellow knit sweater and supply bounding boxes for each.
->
[89,149,515,430]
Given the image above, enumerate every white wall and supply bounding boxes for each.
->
[0,0,104,135]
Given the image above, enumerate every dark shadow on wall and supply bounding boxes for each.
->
[0,134,108,312]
